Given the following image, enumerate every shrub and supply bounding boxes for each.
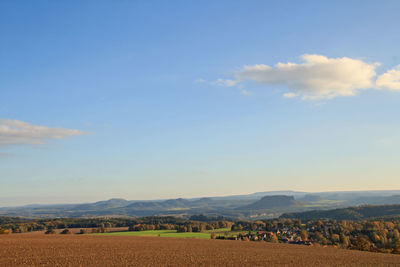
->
[45,229,56,234]
[352,236,372,251]
[60,229,72,234]
[0,228,11,234]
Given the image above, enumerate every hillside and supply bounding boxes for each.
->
[280,204,400,220]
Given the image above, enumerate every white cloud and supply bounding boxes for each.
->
[376,65,400,90]
[0,119,85,147]
[232,54,379,100]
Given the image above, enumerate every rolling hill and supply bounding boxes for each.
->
[280,204,400,220]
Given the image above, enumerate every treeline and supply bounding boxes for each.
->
[0,216,183,233]
[128,220,233,232]
[0,216,233,234]
[230,218,400,254]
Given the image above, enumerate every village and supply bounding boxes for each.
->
[216,225,315,246]
[211,219,400,254]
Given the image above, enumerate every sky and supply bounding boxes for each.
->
[1,0,400,206]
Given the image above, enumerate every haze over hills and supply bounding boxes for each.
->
[2,190,400,219]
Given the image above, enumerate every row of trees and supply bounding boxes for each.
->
[0,216,234,234]
[0,216,192,234]
[128,220,234,232]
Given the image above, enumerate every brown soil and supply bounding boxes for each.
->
[1,234,400,266]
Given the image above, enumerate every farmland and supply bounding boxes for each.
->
[1,234,400,266]
[95,229,211,239]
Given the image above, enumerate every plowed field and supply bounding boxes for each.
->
[1,234,400,266]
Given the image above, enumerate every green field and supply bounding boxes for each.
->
[95,228,231,239]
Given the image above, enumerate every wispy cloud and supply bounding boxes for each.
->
[0,119,85,147]
[240,89,253,96]
[212,79,238,87]
[283,92,298,98]
[197,78,238,87]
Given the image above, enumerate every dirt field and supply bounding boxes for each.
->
[1,235,400,266]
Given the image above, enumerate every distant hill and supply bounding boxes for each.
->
[351,195,400,206]
[239,195,300,210]
[75,198,131,210]
[280,204,400,220]
[2,190,400,219]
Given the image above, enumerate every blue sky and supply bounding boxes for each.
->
[1,1,400,206]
